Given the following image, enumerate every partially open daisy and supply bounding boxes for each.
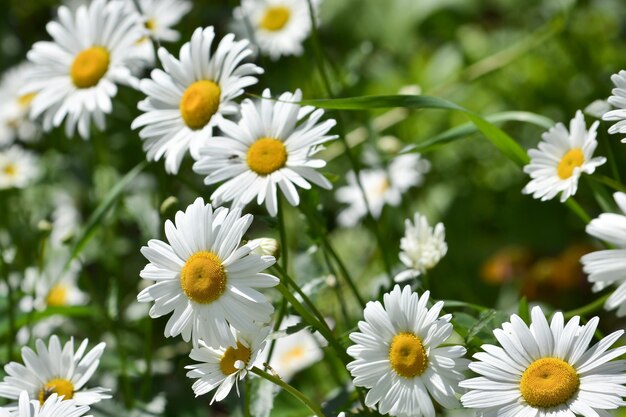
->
[603,70,626,142]
[523,110,606,203]
[0,63,39,146]
[0,335,109,407]
[461,306,626,416]
[234,0,319,60]
[336,154,430,227]
[0,146,40,190]
[131,26,263,174]
[186,325,270,403]
[5,392,92,417]
[137,197,278,348]
[193,89,337,216]
[581,192,626,316]
[347,285,468,417]
[395,213,447,283]
[24,0,146,139]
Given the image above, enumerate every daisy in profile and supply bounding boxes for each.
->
[132,26,263,174]
[461,306,626,416]
[0,146,39,190]
[0,335,109,406]
[193,89,337,216]
[581,192,626,316]
[336,153,430,227]
[347,285,468,417]
[603,70,626,142]
[523,110,606,202]
[24,0,146,139]
[0,63,39,146]
[137,198,278,348]
[262,315,323,381]
[234,0,319,60]
[186,325,270,403]
[1,391,92,417]
[395,213,447,282]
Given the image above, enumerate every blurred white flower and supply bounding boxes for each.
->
[0,63,40,146]
[336,153,430,227]
[0,145,39,190]
[395,213,447,282]
[603,70,626,142]
[523,110,605,203]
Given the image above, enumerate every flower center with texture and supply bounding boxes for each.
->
[260,6,291,31]
[179,80,221,130]
[70,47,110,89]
[520,357,580,408]
[46,284,68,307]
[3,164,16,177]
[220,341,252,375]
[557,148,584,179]
[180,251,226,304]
[247,138,287,175]
[38,378,74,403]
[388,332,427,378]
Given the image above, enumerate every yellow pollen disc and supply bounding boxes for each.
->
[70,46,110,89]
[520,357,580,408]
[219,341,252,375]
[38,378,74,404]
[260,6,291,31]
[247,138,288,175]
[388,332,427,378]
[557,148,585,180]
[179,80,221,130]
[18,93,36,108]
[180,251,226,304]
[280,346,306,365]
[46,284,68,307]
[145,18,156,31]
[3,164,16,177]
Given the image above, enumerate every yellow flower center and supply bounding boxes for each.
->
[18,93,36,108]
[46,284,68,307]
[557,148,585,180]
[279,345,306,366]
[260,6,291,31]
[180,251,226,304]
[145,18,156,31]
[179,80,221,130]
[70,46,110,89]
[520,357,580,409]
[38,378,74,404]
[247,138,288,175]
[388,332,427,378]
[219,341,252,375]
[3,164,16,177]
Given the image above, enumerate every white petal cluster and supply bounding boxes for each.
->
[396,213,447,282]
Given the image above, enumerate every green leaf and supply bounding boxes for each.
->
[518,297,530,324]
[0,306,96,337]
[63,161,147,270]
[300,95,531,166]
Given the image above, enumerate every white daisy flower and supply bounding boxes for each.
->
[0,63,40,146]
[4,392,92,417]
[193,89,337,216]
[395,213,447,283]
[347,285,468,417]
[461,306,626,417]
[0,146,40,190]
[0,335,110,407]
[523,110,606,203]
[603,70,626,142]
[134,0,192,42]
[263,315,323,381]
[24,0,146,139]
[234,0,319,60]
[137,197,279,348]
[185,325,270,403]
[336,153,430,227]
[131,26,263,174]
[581,191,626,316]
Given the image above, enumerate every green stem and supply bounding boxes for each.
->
[277,197,289,271]
[0,260,14,360]
[275,282,351,364]
[564,198,591,224]
[251,367,326,416]
[266,297,287,365]
[564,293,610,319]
[441,300,489,313]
